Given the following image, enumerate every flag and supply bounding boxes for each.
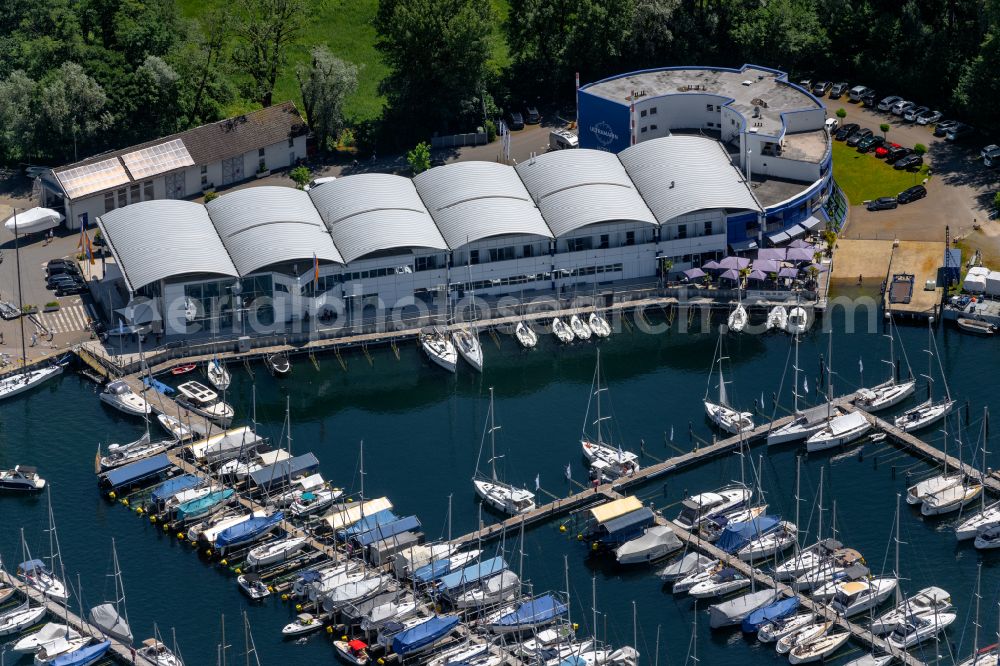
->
[859,357,864,374]
[313,252,320,283]
[669,425,674,442]
[761,391,765,408]
[803,376,809,395]
[534,474,540,491]
[84,233,95,265]
[565,463,572,481]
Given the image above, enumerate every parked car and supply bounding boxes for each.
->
[303,176,336,191]
[525,106,541,124]
[507,111,524,130]
[875,142,902,159]
[849,85,872,102]
[984,148,1000,168]
[46,262,80,276]
[877,95,903,112]
[891,100,915,116]
[866,197,898,211]
[847,128,873,147]
[829,82,849,99]
[885,145,912,163]
[857,134,885,153]
[798,78,813,90]
[860,90,878,106]
[946,123,975,141]
[812,81,832,96]
[55,282,88,296]
[980,144,999,159]
[916,109,942,125]
[934,119,959,136]
[835,123,860,141]
[897,185,928,203]
[894,154,924,170]
[549,129,578,150]
[47,275,84,290]
[904,105,929,122]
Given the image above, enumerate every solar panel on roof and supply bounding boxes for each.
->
[121,138,195,180]
[57,158,131,199]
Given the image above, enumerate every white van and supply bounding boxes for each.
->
[304,176,337,191]
[848,85,870,102]
[549,129,578,151]
[824,118,839,133]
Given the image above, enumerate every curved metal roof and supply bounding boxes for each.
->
[98,200,238,292]
[619,136,761,223]
[514,149,656,236]
[413,162,552,248]
[309,174,447,263]
[205,186,343,273]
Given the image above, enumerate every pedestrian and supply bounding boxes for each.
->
[858,274,863,285]
[0,331,4,344]
[30,332,37,347]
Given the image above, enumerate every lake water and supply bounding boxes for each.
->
[3,305,999,665]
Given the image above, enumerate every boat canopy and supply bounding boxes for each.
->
[741,596,800,633]
[391,615,460,656]
[589,496,643,524]
[827,411,869,436]
[17,559,49,573]
[351,515,422,548]
[325,497,394,531]
[413,556,459,584]
[99,453,172,489]
[717,515,781,553]
[493,594,567,628]
[599,507,655,536]
[215,512,284,548]
[175,489,234,520]
[369,531,422,566]
[192,426,264,463]
[799,403,834,425]
[49,640,112,666]
[249,452,320,490]
[437,556,507,593]
[337,509,399,541]
[89,602,132,641]
[150,474,201,505]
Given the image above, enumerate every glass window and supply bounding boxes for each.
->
[288,137,294,147]
[523,244,534,258]
[104,191,115,212]
[470,250,480,265]
[129,183,140,203]
[258,148,265,157]
[488,247,515,262]
[200,165,207,174]
[677,224,687,239]
[625,231,635,246]
[640,109,647,117]
[650,107,657,115]
[144,181,153,200]
[704,221,713,236]
[640,126,647,133]
[650,124,657,131]
[598,234,609,249]
[117,188,127,208]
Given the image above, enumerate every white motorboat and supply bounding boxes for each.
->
[699,504,768,543]
[325,575,391,610]
[99,433,172,471]
[176,380,234,425]
[282,613,324,637]
[791,548,865,593]
[246,536,308,568]
[265,351,291,375]
[887,611,957,649]
[776,620,832,655]
[708,588,777,629]
[757,611,816,643]
[12,623,81,654]
[307,571,366,603]
[33,637,92,664]
[4,207,64,233]
[673,485,751,531]
[138,638,184,666]
[334,639,370,666]
[672,561,720,595]
[570,314,592,340]
[99,380,152,417]
[452,326,484,372]
[871,586,952,635]
[188,509,265,544]
[217,448,290,481]
[473,388,536,515]
[829,578,898,618]
[974,524,1000,549]
[773,539,842,581]
[421,329,458,372]
[157,414,193,440]
[207,359,231,391]
[290,487,343,517]
[895,399,955,432]
[552,317,574,343]
[237,573,270,600]
[956,500,1000,540]
[788,630,849,664]
[766,306,787,331]
[0,364,64,402]
[615,526,682,564]
[658,552,714,583]
[957,318,997,335]
[704,336,753,434]
[727,304,747,332]
[737,521,797,561]
[785,306,808,335]
[0,465,46,491]
[921,481,982,516]
[689,567,750,598]
[514,321,537,348]
[806,411,871,452]
[588,311,611,337]
[0,602,47,637]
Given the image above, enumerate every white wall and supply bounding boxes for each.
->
[753,155,821,182]
[782,109,826,133]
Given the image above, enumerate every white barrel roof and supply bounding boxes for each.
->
[309,174,447,263]
[619,136,761,223]
[98,200,238,292]
[413,162,552,248]
[205,186,344,274]
[514,149,656,236]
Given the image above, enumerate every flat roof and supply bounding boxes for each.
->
[582,65,822,136]
[782,130,829,163]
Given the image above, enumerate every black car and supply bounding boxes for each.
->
[897,185,928,203]
[829,82,849,99]
[856,135,885,153]
[46,262,81,277]
[55,283,88,296]
[894,154,924,170]
[506,111,524,130]
[835,123,859,141]
[524,106,540,124]
[860,90,878,107]
[866,197,898,211]
[933,120,959,137]
[846,128,873,147]
[885,145,911,163]
[46,274,84,290]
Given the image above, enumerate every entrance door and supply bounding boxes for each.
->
[221,157,244,186]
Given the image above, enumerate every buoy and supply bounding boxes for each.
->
[108,491,116,500]
[341,635,348,641]
[346,498,353,503]
[281,593,289,601]
[572,623,579,631]
[296,604,303,612]
[326,626,333,634]
[577,534,583,541]
[378,658,385,665]
[559,525,567,533]
[591,542,598,551]
[150,516,157,523]
[121,498,129,506]
[205,550,213,557]
[222,559,229,567]
[177,533,185,540]
[267,585,273,592]
[162,524,169,532]
[136,507,143,515]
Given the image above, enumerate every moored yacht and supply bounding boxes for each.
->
[452,326,483,372]
[176,381,234,425]
[98,380,152,417]
[672,485,751,531]
[420,328,458,373]
[0,465,46,491]
[805,411,871,452]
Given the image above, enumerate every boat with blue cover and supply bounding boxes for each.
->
[337,509,398,541]
[48,640,112,666]
[488,594,567,634]
[411,550,482,584]
[350,516,422,549]
[215,512,284,552]
[434,556,506,595]
[741,596,801,633]
[583,507,655,548]
[716,515,780,554]
[391,615,461,657]
[174,489,234,522]
[149,475,201,508]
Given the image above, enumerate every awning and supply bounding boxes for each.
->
[729,238,758,251]
[99,453,172,489]
[589,496,642,524]
[753,259,780,274]
[786,224,807,239]
[115,299,162,325]
[801,215,824,231]
[767,230,790,245]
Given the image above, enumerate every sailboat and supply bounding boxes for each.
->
[785,305,808,335]
[830,495,900,618]
[19,490,70,601]
[551,317,574,343]
[580,350,640,480]
[893,320,955,432]
[703,335,753,435]
[956,409,1000,539]
[854,317,916,411]
[138,624,184,666]
[768,333,841,445]
[956,565,1000,666]
[420,327,458,373]
[0,531,47,637]
[473,388,535,515]
[907,414,962,506]
[452,267,484,371]
[588,311,611,337]
[514,321,537,348]
[569,314,592,340]
[727,303,747,333]
[766,306,787,331]
[806,332,871,452]
[207,358,231,391]
[88,539,132,643]
[922,411,984,516]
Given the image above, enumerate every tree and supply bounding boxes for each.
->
[836,108,847,119]
[880,123,890,138]
[296,46,358,152]
[290,165,311,189]
[376,0,494,136]
[913,143,927,155]
[730,0,830,75]
[0,71,39,162]
[407,141,431,174]
[177,8,233,126]
[232,0,306,107]
[37,62,111,162]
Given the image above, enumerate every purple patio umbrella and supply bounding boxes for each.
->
[757,248,786,261]
[718,256,751,270]
[719,268,740,281]
[748,269,768,281]
[786,247,816,262]
[683,267,706,279]
[808,263,829,273]
[788,239,812,248]
[701,260,721,271]
[753,259,780,274]
[778,267,800,278]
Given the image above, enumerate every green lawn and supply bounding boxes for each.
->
[831,139,930,203]
[178,0,511,125]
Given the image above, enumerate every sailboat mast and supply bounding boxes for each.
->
[894,492,901,604]
[113,537,129,627]
[792,333,800,413]
[973,563,982,653]
[564,555,571,628]
[825,330,833,416]
[889,327,896,386]
[13,219,28,380]
[595,350,603,446]
[489,387,498,481]
[632,601,638,666]
[591,576,598,647]
[817,466,824,542]
[793,456,801,549]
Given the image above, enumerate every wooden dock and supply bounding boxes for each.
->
[0,570,157,665]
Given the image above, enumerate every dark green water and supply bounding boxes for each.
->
[3,308,1000,665]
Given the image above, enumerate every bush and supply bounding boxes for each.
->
[21,304,35,313]
[485,119,497,143]
[45,301,59,309]
[914,143,927,155]
[290,166,311,189]
[204,191,219,203]
[836,108,847,119]
[339,128,356,148]
[407,142,432,175]
[880,123,890,135]
[993,191,1000,209]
